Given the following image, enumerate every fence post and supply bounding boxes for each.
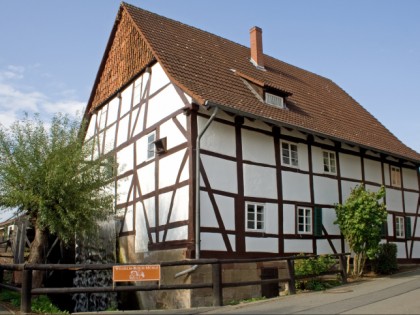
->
[212,262,223,306]
[0,268,3,284]
[286,259,296,295]
[339,254,348,283]
[21,268,32,314]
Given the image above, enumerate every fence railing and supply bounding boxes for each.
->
[0,253,349,314]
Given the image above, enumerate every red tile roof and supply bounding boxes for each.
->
[92,3,420,163]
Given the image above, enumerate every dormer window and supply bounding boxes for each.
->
[265,92,284,108]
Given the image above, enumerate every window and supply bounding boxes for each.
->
[297,207,312,234]
[395,216,405,238]
[265,92,284,108]
[147,131,156,159]
[391,166,401,187]
[281,142,298,167]
[323,151,336,174]
[246,203,265,231]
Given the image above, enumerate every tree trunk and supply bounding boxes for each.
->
[27,226,48,288]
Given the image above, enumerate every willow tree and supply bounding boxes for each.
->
[335,184,387,277]
[0,113,114,286]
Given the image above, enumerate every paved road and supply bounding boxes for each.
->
[202,267,420,314]
[73,267,420,315]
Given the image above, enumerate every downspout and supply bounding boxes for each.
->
[195,105,219,259]
[174,104,219,279]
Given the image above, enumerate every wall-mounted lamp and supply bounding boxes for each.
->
[153,137,167,155]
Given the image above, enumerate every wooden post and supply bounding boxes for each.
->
[339,254,348,283]
[212,263,223,306]
[21,269,32,314]
[287,259,296,295]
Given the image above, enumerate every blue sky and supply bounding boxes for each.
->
[0,0,419,157]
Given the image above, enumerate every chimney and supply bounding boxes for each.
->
[250,26,264,69]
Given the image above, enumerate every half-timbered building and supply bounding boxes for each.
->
[82,2,420,308]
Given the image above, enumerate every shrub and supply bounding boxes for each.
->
[294,254,337,290]
[372,243,398,275]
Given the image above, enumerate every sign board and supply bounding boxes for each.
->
[113,265,161,282]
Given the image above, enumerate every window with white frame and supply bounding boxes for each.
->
[147,131,156,160]
[391,166,401,187]
[297,207,312,234]
[246,203,265,231]
[395,216,405,238]
[281,141,298,167]
[323,150,337,174]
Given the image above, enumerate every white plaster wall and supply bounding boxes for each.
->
[201,233,227,251]
[108,97,120,126]
[135,135,149,165]
[282,171,311,202]
[415,218,420,237]
[341,180,359,202]
[117,175,132,204]
[317,239,341,255]
[386,188,403,211]
[160,116,187,150]
[228,235,236,252]
[159,186,189,225]
[200,155,237,194]
[132,106,146,137]
[137,163,156,195]
[199,118,236,158]
[383,163,390,186]
[117,144,134,175]
[86,114,97,140]
[314,137,334,146]
[283,204,295,234]
[297,143,309,172]
[364,158,382,184]
[339,153,362,180]
[103,124,116,154]
[322,208,340,235]
[387,215,394,237]
[265,203,278,234]
[402,168,419,190]
[122,205,134,232]
[162,226,188,242]
[243,164,277,199]
[159,149,188,189]
[342,144,359,153]
[120,84,133,117]
[313,176,339,205]
[143,197,156,228]
[98,104,108,131]
[243,118,271,131]
[245,237,278,253]
[116,115,129,147]
[242,129,275,165]
[135,202,148,252]
[147,65,186,128]
[395,242,407,259]
[404,192,419,214]
[200,192,235,230]
[284,239,312,253]
[412,242,420,258]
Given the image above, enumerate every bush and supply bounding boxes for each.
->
[294,254,337,290]
[372,243,398,275]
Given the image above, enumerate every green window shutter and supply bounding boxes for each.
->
[381,221,387,238]
[313,207,323,236]
[405,217,412,240]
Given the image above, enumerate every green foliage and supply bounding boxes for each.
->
[0,113,115,243]
[294,254,337,291]
[334,184,387,276]
[0,289,20,306]
[372,243,398,275]
[32,295,69,314]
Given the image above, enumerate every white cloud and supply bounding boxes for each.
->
[0,64,86,127]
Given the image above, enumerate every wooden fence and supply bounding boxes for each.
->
[0,253,348,314]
